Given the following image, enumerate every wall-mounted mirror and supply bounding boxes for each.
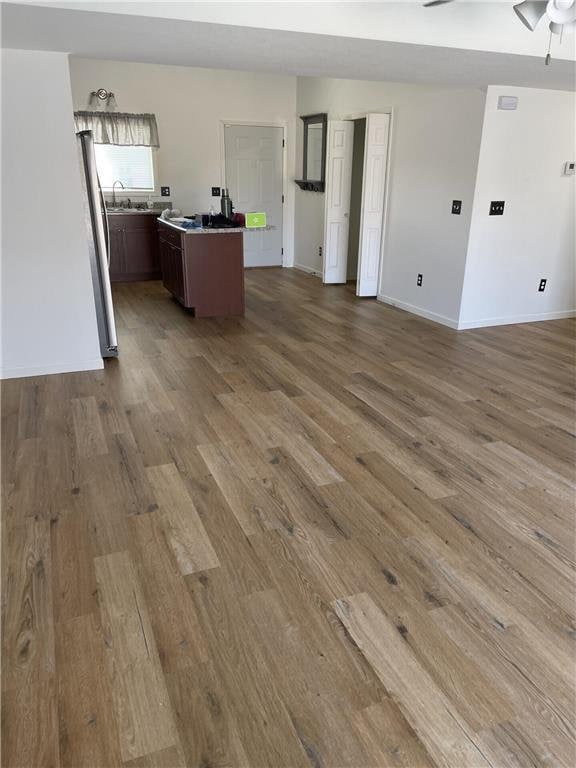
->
[295,113,327,192]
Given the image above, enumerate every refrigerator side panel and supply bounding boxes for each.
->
[77,134,108,358]
[78,130,118,356]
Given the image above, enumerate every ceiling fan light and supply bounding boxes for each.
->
[513,1,548,30]
[546,0,576,24]
[550,18,576,31]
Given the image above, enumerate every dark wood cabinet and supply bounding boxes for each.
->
[109,226,125,279]
[158,238,185,303]
[108,213,160,282]
[157,221,244,317]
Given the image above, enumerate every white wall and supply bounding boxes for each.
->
[295,77,485,326]
[1,49,102,379]
[68,58,297,266]
[459,85,576,328]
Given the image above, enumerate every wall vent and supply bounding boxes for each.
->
[497,96,518,111]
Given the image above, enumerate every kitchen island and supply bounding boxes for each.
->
[157,218,246,317]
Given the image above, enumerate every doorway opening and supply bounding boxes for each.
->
[322,113,390,297]
[347,118,366,286]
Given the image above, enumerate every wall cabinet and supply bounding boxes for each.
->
[108,213,160,282]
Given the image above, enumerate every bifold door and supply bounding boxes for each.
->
[322,121,354,284]
[356,113,390,297]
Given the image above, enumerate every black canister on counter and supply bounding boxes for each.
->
[220,188,234,220]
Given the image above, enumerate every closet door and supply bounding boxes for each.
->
[322,121,354,284]
[356,113,390,297]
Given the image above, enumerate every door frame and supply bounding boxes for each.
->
[341,109,394,297]
[219,119,287,267]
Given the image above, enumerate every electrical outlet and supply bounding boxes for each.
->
[489,200,505,216]
[538,278,547,292]
[160,186,171,197]
[452,200,462,215]
[417,273,423,287]
[211,186,221,197]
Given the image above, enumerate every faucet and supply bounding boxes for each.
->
[112,180,125,208]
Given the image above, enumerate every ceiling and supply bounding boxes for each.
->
[2,2,575,91]
[12,0,576,60]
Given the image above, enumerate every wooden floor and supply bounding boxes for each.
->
[2,268,575,768]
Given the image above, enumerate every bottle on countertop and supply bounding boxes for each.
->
[220,188,234,220]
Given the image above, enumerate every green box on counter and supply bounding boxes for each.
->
[245,212,267,228]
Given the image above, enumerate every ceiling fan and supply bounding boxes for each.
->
[423,0,576,63]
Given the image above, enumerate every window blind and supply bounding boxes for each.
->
[94,144,155,191]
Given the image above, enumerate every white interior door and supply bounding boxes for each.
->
[323,121,354,284]
[224,124,283,267]
[357,113,390,297]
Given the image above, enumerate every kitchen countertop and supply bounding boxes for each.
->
[158,218,273,234]
[107,209,164,216]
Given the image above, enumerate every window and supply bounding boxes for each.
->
[94,144,155,191]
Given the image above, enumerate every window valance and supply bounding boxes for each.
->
[74,111,160,148]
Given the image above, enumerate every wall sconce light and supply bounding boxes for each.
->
[88,89,118,110]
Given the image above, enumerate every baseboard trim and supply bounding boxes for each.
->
[458,309,576,330]
[0,357,104,381]
[294,263,322,277]
[377,295,459,329]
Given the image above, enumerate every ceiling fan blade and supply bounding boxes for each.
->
[423,0,456,6]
